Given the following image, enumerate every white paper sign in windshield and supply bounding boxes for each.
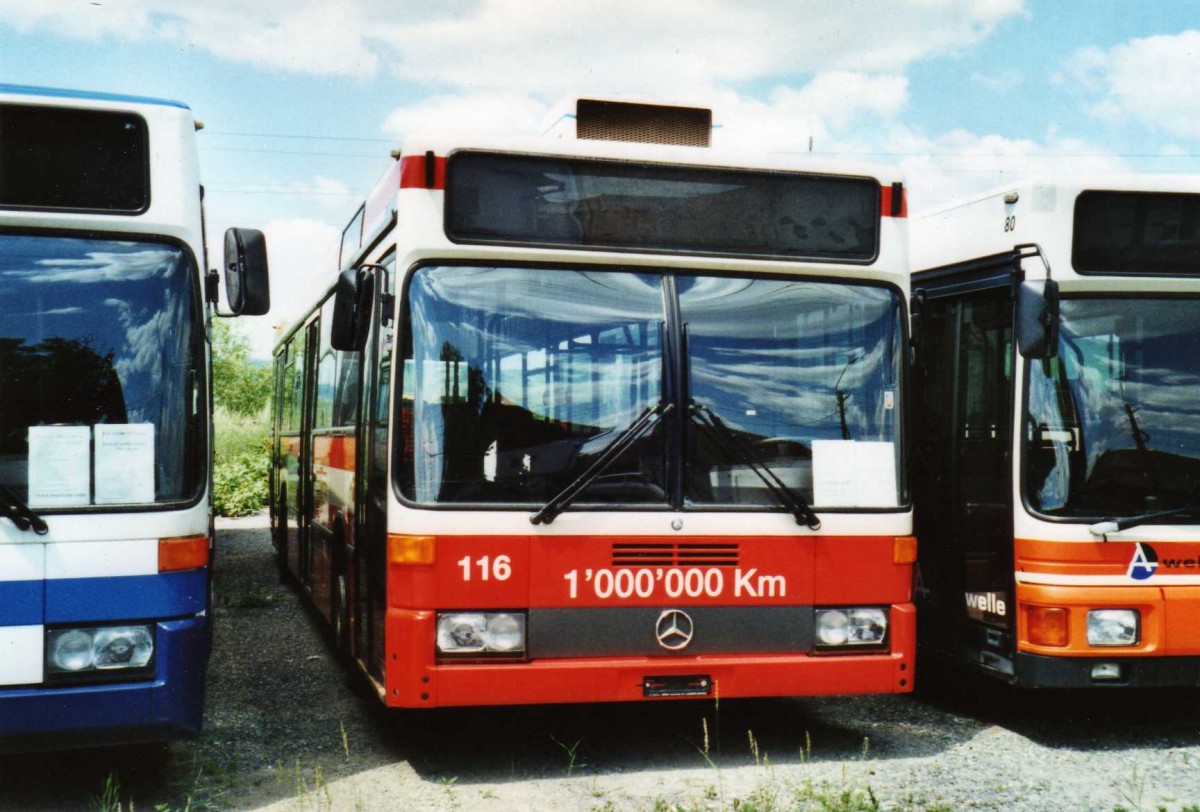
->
[28,425,91,507]
[94,423,155,504]
[812,440,898,508]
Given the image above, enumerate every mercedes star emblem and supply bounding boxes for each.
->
[655,609,695,651]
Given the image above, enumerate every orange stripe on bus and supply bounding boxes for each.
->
[1016,537,1142,577]
[1016,537,1200,578]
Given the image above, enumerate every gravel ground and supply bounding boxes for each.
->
[2,515,1200,811]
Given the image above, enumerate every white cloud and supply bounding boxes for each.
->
[382,92,548,140]
[892,127,1128,212]
[0,0,1025,85]
[256,217,340,357]
[182,3,382,78]
[717,74,909,152]
[0,0,154,40]
[0,0,408,78]
[1060,30,1200,141]
[384,0,1024,98]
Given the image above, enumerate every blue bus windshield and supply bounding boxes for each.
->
[0,234,204,508]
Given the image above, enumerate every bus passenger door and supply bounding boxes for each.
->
[954,291,1014,672]
[354,258,394,681]
[914,285,1015,675]
[299,319,319,591]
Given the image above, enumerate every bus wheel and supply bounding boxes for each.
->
[333,572,350,656]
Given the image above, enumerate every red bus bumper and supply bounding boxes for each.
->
[385,602,914,708]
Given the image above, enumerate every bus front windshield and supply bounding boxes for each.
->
[400,265,903,511]
[1026,298,1200,518]
[0,234,204,510]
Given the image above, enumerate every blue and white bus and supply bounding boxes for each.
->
[0,85,268,749]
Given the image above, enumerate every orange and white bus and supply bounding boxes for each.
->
[272,97,915,708]
[912,174,1200,687]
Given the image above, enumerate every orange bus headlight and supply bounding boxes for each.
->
[436,612,526,656]
[1087,609,1139,647]
[1027,607,1068,647]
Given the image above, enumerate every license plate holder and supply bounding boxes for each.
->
[643,674,712,697]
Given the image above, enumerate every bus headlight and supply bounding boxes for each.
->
[815,608,888,650]
[46,625,155,678]
[49,629,95,672]
[436,612,526,656]
[93,627,154,669]
[1087,609,1139,646]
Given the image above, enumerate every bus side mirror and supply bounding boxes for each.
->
[223,228,271,316]
[331,268,374,352]
[1016,278,1059,359]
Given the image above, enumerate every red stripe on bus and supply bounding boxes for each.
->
[387,534,912,610]
[399,154,446,190]
[880,184,907,218]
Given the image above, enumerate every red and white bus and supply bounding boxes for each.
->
[272,97,915,708]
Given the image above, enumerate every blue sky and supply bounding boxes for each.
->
[1,1,1197,356]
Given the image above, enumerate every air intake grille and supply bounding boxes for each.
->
[576,99,711,147]
[611,543,739,568]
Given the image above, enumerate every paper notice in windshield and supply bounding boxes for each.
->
[94,423,155,504]
[812,440,898,507]
[28,425,91,507]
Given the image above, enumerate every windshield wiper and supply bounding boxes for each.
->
[0,482,49,535]
[689,403,821,530]
[530,402,674,526]
[1089,502,1200,539]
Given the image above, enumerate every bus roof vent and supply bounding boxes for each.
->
[577,99,711,147]
[545,97,714,147]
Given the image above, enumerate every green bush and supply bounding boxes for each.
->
[213,407,272,517]
[210,319,274,517]
[214,434,271,517]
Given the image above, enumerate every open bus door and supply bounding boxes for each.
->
[913,263,1017,678]
[350,258,395,682]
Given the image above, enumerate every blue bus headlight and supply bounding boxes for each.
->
[49,629,95,672]
[46,625,155,678]
[815,608,888,650]
[436,612,526,656]
[94,627,154,669]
